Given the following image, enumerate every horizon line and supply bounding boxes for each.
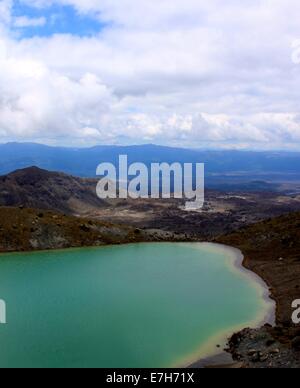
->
[0,141,299,154]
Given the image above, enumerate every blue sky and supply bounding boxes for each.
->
[0,0,300,149]
[12,0,105,37]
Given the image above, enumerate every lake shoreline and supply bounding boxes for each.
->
[215,214,300,368]
[1,241,268,368]
[183,243,276,369]
[0,238,277,368]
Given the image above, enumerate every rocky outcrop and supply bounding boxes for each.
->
[228,326,300,368]
[0,207,183,253]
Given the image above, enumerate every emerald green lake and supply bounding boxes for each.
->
[0,243,272,368]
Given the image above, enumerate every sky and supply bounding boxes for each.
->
[0,0,300,150]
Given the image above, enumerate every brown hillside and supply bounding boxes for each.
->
[0,167,103,215]
[0,207,149,252]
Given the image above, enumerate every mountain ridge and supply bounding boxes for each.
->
[1,142,300,180]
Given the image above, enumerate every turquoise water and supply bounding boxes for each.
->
[0,243,269,368]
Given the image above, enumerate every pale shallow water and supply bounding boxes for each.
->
[0,243,272,368]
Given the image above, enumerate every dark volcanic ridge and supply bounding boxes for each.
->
[0,166,104,215]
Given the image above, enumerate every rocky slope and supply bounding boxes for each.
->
[2,167,300,242]
[227,326,300,368]
[0,207,179,253]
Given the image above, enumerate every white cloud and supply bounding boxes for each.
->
[0,0,12,26]
[13,16,46,28]
[0,0,300,149]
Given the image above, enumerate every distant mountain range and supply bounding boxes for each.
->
[0,143,300,187]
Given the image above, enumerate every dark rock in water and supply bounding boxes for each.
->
[291,337,300,350]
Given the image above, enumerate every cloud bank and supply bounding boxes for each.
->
[0,0,300,149]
